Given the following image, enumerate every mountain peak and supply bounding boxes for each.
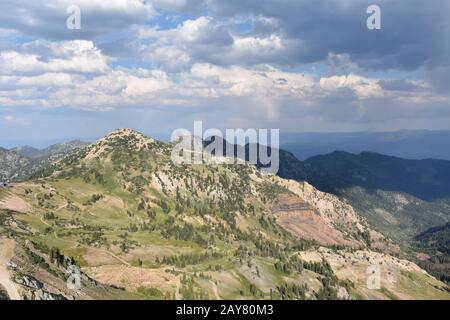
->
[104,128,148,139]
[103,128,155,146]
[10,145,41,158]
[83,128,156,160]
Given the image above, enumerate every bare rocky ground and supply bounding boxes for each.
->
[300,247,450,300]
[0,238,140,300]
[0,239,21,300]
[0,192,32,213]
[0,129,448,300]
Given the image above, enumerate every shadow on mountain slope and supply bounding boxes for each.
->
[303,151,450,202]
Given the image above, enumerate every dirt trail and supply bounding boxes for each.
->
[39,202,131,267]
[0,239,21,300]
[57,231,131,266]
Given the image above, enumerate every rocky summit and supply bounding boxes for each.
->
[0,129,448,300]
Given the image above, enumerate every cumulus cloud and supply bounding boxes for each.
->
[208,0,450,70]
[134,16,298,71]
[0,73,82,90]
[0,0,449,135]
[320,75,384,99]
[1,54,440,127]
[0,40,110,75]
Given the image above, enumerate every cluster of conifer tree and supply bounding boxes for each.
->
[159,252,223,268]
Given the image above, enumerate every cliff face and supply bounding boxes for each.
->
[0,129,448,300]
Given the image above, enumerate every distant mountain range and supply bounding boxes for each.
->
[11,140,90,159]
[303,151,450,202]
[1,128,448,300]
[1,132,450,286]
[275,150,450,283]
[0,140,90,182]
[277,150,450,240]
[201,136,450,282]
[281,130,450,160]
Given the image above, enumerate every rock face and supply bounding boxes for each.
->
[274,196,359,247]
[0,148,30,181]
[17,275,43,290]
[15,275,67,300]
[0,129,449,300]
[0,284,10,300]
[275,179,368,240]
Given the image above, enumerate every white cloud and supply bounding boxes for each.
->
[181,64,314,99]
[0,40,110,75]
[135,16,297,71]
[0,1,447,132]
[0,54,441,116]
[320,75,384,99]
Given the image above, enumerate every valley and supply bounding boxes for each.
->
[276,150,450,285]
[0,129,449,300]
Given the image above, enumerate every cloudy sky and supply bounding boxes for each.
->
[0,0,449,146]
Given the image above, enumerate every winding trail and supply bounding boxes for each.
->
[39,212,130,267]
[0,239,21,300]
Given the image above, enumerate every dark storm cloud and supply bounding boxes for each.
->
[378,79,422,92]
[208,0,449,71]
[0,0,449,135]
[151,0,206,12]
[0,0,155,40]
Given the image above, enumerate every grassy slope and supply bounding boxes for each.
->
[0,130,449,300]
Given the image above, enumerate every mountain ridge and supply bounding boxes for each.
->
[2,128,447,300]
[0,140,90,183]
[281,130,450,161]
[303,150,450,202]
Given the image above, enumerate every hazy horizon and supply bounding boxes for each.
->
[2,128,450,149]
[3,128,450,162]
